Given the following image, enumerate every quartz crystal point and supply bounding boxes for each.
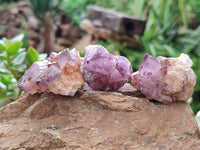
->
[129,53,196,103]
[83,45,133,91]
[17,49,84,96]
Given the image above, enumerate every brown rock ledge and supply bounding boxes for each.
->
[0,84,199,150]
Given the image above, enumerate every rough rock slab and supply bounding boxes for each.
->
[0,84,199,150]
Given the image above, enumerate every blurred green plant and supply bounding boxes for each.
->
[176,27,200,57]
[29,0,62,23]
[0,0,18,11]
[0,26,8,35]
[92,0,147,19]
[61,0,95,25]
[61,0,146,25]
[95,0,135,15]
[0,0,21,2]
[134,0,200,58]
[29,0,62,55]
[191,0,200,22]
[141,0,182,57]
[0,34,47,106]
[190,56,200,114]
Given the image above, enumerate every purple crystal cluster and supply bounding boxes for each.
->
[129,53,196,103]
[83,45,133,91]
[17,44,196,103]
[17,49,84,96]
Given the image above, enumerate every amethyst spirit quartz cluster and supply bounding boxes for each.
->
[18,45,196,104]
[83,45,132,91]
[129,53,196,104]
[17,48,84,96]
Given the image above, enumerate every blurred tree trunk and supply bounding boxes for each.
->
[42,12,55,55]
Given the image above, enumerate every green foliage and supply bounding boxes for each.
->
[0,34,47,103]
[190,56,200,114]
[0,26,8,35]
[135,0,200,58]
[178,0,188,28]
[0,0,24,13]
[61,0,95,25]
[141,0,181,57]
[0,0,14,11]
[94,0,135,15]
[91,0,147,19]
[0,0,21,2]
[26,47,39,66]
[176,27,200,57]
[29,0,62,23]
[61,0,146,25]
[191,0,200,22]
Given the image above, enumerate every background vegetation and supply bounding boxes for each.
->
[0,0,200,114]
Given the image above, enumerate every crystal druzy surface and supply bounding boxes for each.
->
[83,45,132,91]
[129,53,196,103]
[17,49,84,96]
